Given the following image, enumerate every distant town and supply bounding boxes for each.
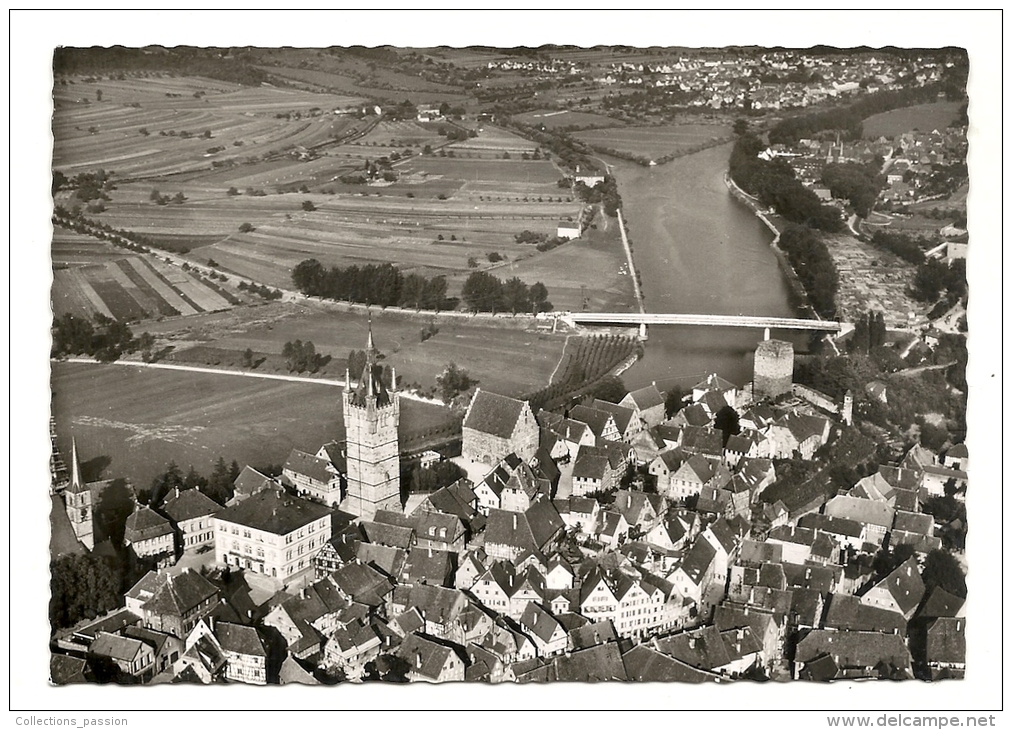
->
[50,44,968,686]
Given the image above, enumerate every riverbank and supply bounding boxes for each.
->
[616,209,646,315]
[723,170,819,320]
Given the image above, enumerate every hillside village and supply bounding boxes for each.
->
[50,324,968,685]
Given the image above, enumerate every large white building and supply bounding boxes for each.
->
[213,484,333,582]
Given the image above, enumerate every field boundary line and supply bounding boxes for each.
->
[57,358,447,407]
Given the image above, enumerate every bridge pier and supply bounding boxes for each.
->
[639,323,648,341]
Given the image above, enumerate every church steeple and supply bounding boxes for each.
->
[67,437,87,494]
[352,318,390,407]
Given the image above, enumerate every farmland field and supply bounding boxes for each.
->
[862,101,964,138]
[52,360,458,490]
[575,123,733,162]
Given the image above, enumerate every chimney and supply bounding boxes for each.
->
[533,612,538,625]
[763,327,770,341]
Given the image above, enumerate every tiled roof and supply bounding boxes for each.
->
[214,486,332,536]
[463,389,529,440]
[590,399,636,434]
[50,653,87,685]
[926,617,965,665]
[89,632,144,663]
[215,622,266,657]
[825,495,895,529]
[825,595,908,635]
[140,570,219,618]
[283,449,335,484]
[622,645,713,683]
[871,557,925,616]
[569,405,616,440]
[795,630,912,676]
[678,536,716,586]
[232,466,273,498]
[624,383,664,411]
[520,602,562,644]
[919,587,965,619]
[572,451,609,481]
[655,625,730,671]
[362,520,415,550]
[396,633,456,681]
[161,488,222,523]
[317,440,348,473]
[124,506,173,543]
[553,642,627,681]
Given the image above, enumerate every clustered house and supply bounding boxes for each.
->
[49,321,967,686]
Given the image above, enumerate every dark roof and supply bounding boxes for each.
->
[362,520,415,550]
[138,570,220,618]
[572,451,609,481]
[872,557,925,616]
[50,494,87,557]
[624,383,664,411]
[283,449,335,484]
[161,488,222,523]
[484,498,564,554]
[89,632,146,663]
[50,653,88,684]
[402,547,454,587]
[622,645,714,683]
[215,622,266,657]
[356,542,406,578]
[318,440,348,473]
[795,630,912,677]
[214,486,332,535]
[679,425,723,456]
[919,587,965,619]
[233,465,273,498]
[568,619,618,650]
[332,562,393,605]
[396,633,457,681]
[678,536,716,586]
[655,625,731,671]
[591,399,636,434]
[569,405,616,440]
[464,389,529,440]
[124,506,173,542]
[926,617,965,665]
[553,643,627,682]
[520,602,562,644]
[825,595,908,635]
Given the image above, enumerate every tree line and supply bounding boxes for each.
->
[51,313,151,362]
[460,271,551,315]
[777,224,840,319]
[292,259,448,311]
[729,134,843,232]
[53,47,271,87]
[767,81,957,146]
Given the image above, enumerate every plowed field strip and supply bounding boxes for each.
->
[114,259,180,317]
[63,268,115,319]
[125,258,198,315]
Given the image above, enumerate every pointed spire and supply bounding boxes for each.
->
[70,437,84,491]
[345,367,351,390]
[366,316,375,353]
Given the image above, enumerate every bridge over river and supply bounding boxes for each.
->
[555,311,842,338]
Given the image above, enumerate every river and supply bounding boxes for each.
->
[610,142,810,391]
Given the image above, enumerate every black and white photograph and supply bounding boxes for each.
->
[10,7,1004,723]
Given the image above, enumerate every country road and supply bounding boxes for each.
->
[58,357,448,406]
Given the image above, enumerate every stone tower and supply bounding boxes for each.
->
[753,329,794,401]
[64,438,94,550]
[343,322,401,521]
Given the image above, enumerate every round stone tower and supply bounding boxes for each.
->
[753,330,794,401]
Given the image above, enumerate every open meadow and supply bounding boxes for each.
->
[513,108,621,130]
[862,101,964,138]
[575,123,733,162]
[134,302,568,399]
[51,359,458,490]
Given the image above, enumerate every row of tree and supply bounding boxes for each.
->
[767,81,957,145]
[777,224,840,318]
[460,271,551,315]
[292,259,449,311]
[849,311,888,354]
[282,340,325,374]
[729,134,843,232]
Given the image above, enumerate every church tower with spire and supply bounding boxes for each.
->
[65,438,95,550]
[342,321,401,520]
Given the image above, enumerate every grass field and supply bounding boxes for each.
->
[575,123,733,161]
[52,359,458,490]
[513,109,621,130]
[136,302,568,399]
[862,101,963,138]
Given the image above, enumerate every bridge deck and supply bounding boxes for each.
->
[562,312,841,332]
